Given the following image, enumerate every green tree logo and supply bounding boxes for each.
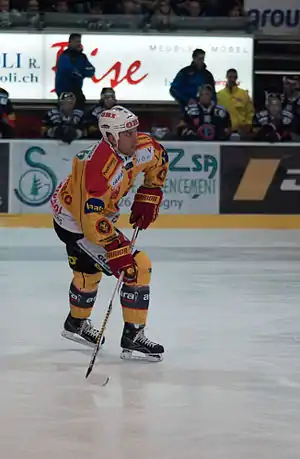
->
[30,174,42,200]
[15,146,58,207]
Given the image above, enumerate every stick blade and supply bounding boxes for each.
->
[85,363,94,379]
[85,347,99,378]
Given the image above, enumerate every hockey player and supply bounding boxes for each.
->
[85,87,117,139]
[253,94,293,142]
[178,84,231,141]
[42,92,85,144]
[51,105,168,361]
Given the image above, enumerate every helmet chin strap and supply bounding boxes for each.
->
[104,135,127,160]
[105,130,134,159]
[105,131,119,150]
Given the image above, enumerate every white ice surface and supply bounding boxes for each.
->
[1,228,300,459]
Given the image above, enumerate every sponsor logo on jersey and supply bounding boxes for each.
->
[103,154,118,180]
[68,256,78,266]
[76,143,98,161]
[95,218,113,234]
[135,146,154,166]
[84,197,105,214]
[60,179,72,206]
[63,194,72,205]
[109,166,124,188]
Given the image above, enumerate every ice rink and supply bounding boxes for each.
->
[1,227,300,459]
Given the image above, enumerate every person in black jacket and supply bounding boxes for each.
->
[253,94,293,142]
[177,84,230,141]
[85,87,117,139]
[170,48,216,109]
[0,87,15,138]
[55,33,95,109]
[42,92,85,144]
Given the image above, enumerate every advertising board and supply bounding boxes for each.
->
[245,0,300,35]
[9,140,219,215]
[220,144,300,214]
[0,33,253,101]
[0,142,9,213]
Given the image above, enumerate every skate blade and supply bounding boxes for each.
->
[120,349,163,362]
[61,329,102,349]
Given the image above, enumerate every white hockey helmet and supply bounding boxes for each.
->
[98,105,139,146]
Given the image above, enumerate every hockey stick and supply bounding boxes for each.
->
[85,227,140,379]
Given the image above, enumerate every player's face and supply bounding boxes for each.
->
[118,128,138,156]
[283,79,297,95]
[199,89,212,106]
[103,95,116,109]
[268,100,281,117]
[61,100,75,113]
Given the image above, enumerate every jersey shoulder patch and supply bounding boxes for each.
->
[137,132,163,151]
[85,141,121,195]
[136,132,153,149]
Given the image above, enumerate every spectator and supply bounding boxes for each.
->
[170,48,216,109]
[185,0,203,17]
[132,0,157,14]
[55,33,95,109]
[0,0,9,11]
[153,0,175,16]
[228,2,243,16]
[172,0,202,16]
[177,84,231,141]
[0,87,16,138]
[89,1,104,13]
[100,0,123,13]
[252,94,293,142]
[122,0,140,13]
[85,87,117,138]
[282,76,300,135]
[41,92,85,144]
[208,0,241,16]
[217,68,254,138]
[27,0,39,11]
[53,0,69,12]
[152,0,176,29]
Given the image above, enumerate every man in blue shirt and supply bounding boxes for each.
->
[170,48,216,109]
[55,33,95,108]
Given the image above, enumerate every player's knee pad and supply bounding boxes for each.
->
[120,284,149,325]
[73,271,102,292]
[126,250,151,287]
[69,271,102,319]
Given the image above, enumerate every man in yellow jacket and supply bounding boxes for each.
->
[217,68,254,136]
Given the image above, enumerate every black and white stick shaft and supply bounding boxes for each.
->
[85,227,140,379]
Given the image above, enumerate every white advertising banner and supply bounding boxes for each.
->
[119,142,219,214]
[245,0,300,35]
[0,33,253,101]
[9,140,219,215]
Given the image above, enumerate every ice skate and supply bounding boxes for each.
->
[61,313,105,348]
[120,323,164,362]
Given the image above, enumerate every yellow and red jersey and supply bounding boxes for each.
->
[51,133,168,246]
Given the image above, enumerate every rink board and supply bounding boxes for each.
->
[1,140,300,228]
[2,213,300,229]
